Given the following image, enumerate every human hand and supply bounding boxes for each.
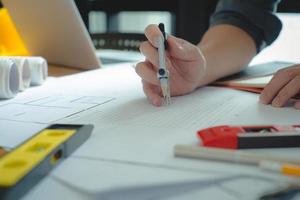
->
[260,64,300,109]
[135,24,207,106]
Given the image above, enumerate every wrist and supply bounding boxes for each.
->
[195,45,217,88]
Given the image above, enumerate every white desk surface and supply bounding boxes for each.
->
[1,63,300,200]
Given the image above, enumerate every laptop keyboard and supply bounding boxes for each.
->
[99,57,134,64]
[96,49,144,65]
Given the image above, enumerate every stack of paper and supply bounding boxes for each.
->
[215,75,273,93]
[214,61,294,93]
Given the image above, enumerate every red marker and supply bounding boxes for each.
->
[197,125,300,149]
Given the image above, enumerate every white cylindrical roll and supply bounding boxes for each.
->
[0,59,20,99]
[26,57,48,86]
[1,57,31,91]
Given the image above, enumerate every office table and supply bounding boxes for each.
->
[48,65,84,77]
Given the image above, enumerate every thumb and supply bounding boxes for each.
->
[167,35,202,61]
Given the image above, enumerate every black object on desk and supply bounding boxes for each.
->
[260,186,300,200]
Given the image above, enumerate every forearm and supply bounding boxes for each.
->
[197,24,257,86]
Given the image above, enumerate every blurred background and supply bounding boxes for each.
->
[1,0,300,63]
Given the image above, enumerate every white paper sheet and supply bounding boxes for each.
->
[49,157,288,199]
[0,120,47,148]
[0,95,113,124]
[54,64,300,174]
[1,63,299,199]
[56,64,300,130]
[21,176,90,200]
[0,75,115,147]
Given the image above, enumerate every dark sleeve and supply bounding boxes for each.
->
[210,0,282,52]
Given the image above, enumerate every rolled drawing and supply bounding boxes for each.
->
[0,58,19,98]
[2,56,48,86]
[26,57,48,86]
[1,57,31,91]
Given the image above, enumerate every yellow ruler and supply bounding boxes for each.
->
[0,124,93,200]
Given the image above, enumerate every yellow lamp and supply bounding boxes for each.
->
[0,8,29,56]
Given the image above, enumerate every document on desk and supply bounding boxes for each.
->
[0,120,48,148]
[0,63,296,200]
[0,95,113,148]
[0,74,115,148]
[45,64,300,166]
[0,95,113,123]
[49,157,289,200]
[60,91,300,163]
[0,72,115,124]
[40,63,300,198]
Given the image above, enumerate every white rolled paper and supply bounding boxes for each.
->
[0,59,20,99]
[26,57,48,86]
[1,57,31,91]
